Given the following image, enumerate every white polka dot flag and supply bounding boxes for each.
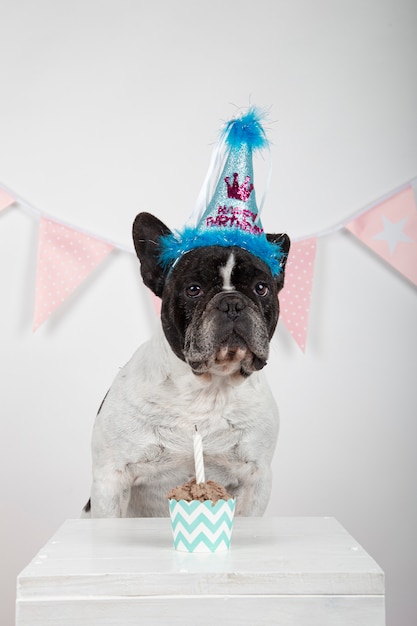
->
[279,238,317,352]
[33,218,114,330]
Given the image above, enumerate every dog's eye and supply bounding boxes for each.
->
[254,282,269,297]
[185,285,204,299]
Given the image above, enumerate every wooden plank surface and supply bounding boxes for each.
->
[16,517,385,626]
[17,517,384,597]
[16,595,385,626]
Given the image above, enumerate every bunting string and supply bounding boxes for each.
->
[1,176,416,351]
[0,181,134,254]
[293,174,417,241]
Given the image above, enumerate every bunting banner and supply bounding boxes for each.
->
[345,186,417,287]
[0,178,416,350]
[0,188,15,211]
[150,291,162,317]
[33,218,114,331]
[279,238,317,352]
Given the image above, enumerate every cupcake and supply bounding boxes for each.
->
[166,427,236,553]
[167,478,236,553]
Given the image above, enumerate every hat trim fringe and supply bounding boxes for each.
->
[159,226,284,276]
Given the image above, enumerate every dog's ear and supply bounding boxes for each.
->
[266,233,291,292]
[132,212,171,297]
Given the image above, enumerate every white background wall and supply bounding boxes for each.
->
[1,1,416,624]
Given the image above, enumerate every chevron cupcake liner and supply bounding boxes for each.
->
[168,498,236,552]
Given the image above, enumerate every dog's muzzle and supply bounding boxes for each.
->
[184,291,270,378]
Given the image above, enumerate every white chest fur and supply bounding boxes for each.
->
[89,323,279,517]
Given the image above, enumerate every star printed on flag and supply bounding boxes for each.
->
[372,215,413,255]
[345,186,417,287]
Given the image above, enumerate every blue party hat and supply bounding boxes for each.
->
[160,107,285,276]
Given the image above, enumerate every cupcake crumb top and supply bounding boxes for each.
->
[167,478,233,503]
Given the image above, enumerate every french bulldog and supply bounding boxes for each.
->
[83,212,290,518]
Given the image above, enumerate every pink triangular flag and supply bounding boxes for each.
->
[0,187,16,211]
[346,186,417,287]
[33,218,113,330]
[279,238,317,352]
[150,291,161,316]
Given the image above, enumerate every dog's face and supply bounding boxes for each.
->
[133,213,290,380]
[161,246,280,379]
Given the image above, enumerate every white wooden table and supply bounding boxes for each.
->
[16,517,385,625]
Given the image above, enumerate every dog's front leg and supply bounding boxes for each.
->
[90,468,131,518]
[235,465,273,516]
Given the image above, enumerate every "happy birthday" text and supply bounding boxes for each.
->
[206,205,263,234]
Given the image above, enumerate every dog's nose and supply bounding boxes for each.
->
[218,294,245,320]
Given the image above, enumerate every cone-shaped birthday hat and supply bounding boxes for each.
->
[160,107,285,275]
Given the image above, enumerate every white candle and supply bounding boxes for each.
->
[193,425,205,484]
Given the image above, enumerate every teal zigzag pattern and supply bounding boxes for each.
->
[171,510,234,533]
[169,499,236,552]
[174,530,232,553]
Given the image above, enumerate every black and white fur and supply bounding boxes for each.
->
[83,212,290,518]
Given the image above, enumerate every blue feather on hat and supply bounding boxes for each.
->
[223,107,269,151]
